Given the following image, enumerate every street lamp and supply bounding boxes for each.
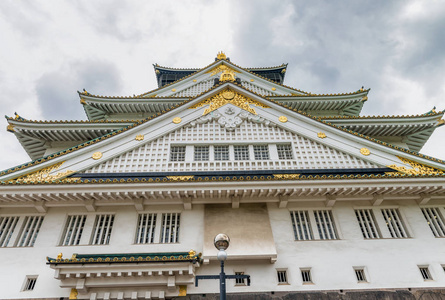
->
[195,234,250,300]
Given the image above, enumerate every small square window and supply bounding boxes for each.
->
[214,146,229,161]
[419,266,432,280]
[22,276,37,291]
[194,146,209,161]
[253,145,269,160]
[235,272,246,286]
[277,270,288,284]
[277,144,293,159]
[170,146,186,162]
[234,145,249,160]
[354,268,367,282]
[301,269,312,284]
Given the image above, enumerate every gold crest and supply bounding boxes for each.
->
[92,152,103,160]
[135,134,144,141]
[278,116,288,123]
[172,117,182,124]
[317,132,327,139]
[360,148,370,156]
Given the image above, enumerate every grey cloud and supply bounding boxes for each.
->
[36,60,122,120]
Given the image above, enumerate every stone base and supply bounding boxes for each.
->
[174,289,445,300]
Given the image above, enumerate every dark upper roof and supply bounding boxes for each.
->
[153,63,288,87]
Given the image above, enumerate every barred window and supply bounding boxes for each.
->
[194,146,209,161]
[60,215,87,246]
[419,266,432,280]
[301,269,312,283]
[23,276,37,291]
[314,210,338,240]
[0,216,19,247]
[160,213,180,243]
[421,207,445,237]
[290,211,313,240]
[214,145,229,161]
[277,144,293,159]
[277,270,288,284]
[354,268,367,282]
[355,209,381,239]
[235,272,246,285]
[135,213,157,244]
[170,146,186,162]
[381,209,409,238]
[234,145,249,160]
[90,214,114,245]
[253,145,269,160]
[17,216,44,247]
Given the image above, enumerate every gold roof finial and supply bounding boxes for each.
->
[216,51,227,60]
[220,69,236,82]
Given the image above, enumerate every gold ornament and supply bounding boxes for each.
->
[172,117,182,124]
[135,134,144,141]
[207,64,239,76]
[189,89,268,115]
[250,79,254,82]
[278,116,288,123]
[193,79,197,82]
[171,89,176,92]
[360,148,370,156]
[188,249,196,257]
[69,288,78,300]
[219,69,236,82]
[273,174,300,180]
[272,87,276,91]
[92,152,103,160]
[167,175,194,181]
[317,132,327,139]
[216,51,227,60]
[179,286,187,297]
[80,98,86,104]
[14,162,76,183]
[387,156,444,175]
[6,124,15,132]
[57,253,63,260]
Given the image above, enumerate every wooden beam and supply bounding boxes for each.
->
[372,194,384,206]
[325,195,336,207]
[84,199,96,212]
[134,198,144,211]
[231,196,240,209]
[278,195,289,208]
[417,194,431,205]
[183,197,192,210]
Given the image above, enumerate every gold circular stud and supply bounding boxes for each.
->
[360,148,371,156]
[171,89,176,92]
[92,152,103,160]
[317,132,327,139]
[222,90,235,100]
[272,87,276,91]
[173,117,182,124]
[278,116,288,123]
[193,79,197,82]
[250,79,254,82]
[135,134,144,141]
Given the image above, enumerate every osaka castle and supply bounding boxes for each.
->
[2,52,445,300]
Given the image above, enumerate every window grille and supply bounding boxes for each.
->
[135,213,157,244]
[234,145,249,160]
[170,146,186,162]
[90,214,114,245]
[301,269,312,283]
[381,209,409,238]
[290,211,313,240]
[60,215,86,246]
[253,145,269,160]
[235,272,246,285]
[194,146,209,161]
[313,210,338,240]
[421,207,445,237]
[160,213,180,243]
[354,269,367,282]
[0,216,19,247]
[17,216,44,247]
[355,209,381,239]
[277,144,293,159]
[23,277,37,291]
[277,270,288,284]
[214,145,229,161]
[419,267,432,280]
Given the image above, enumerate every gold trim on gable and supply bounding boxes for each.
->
[387,156,444,175]
[14,161,78,183]
[189,89,269,116]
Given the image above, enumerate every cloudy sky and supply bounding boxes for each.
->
[1,0,444,170]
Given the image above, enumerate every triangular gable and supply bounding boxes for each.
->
[2,83,444,182]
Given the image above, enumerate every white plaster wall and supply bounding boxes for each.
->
[2,201,445,298]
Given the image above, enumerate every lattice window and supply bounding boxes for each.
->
[60,215,86,246]
[234,145,249,160]
[277,270,288,284]
[381,209,409,238]
[313,210,338,240]
[0,216,19,247]
[23,276,37,291]
[135,213,157,244]
[419,266,432,280]
[90,214,114,245]
[160,213,180,243]
[354,268,367,282]
[253,145,269,160]
[290,211,313,240]
[301,269,312,283]
[355,209,381,239]
[170,146,186,162]
[214,145,229,161]
[194,146,209,161]
[17,216,44,247]
[421,207,445,237]
[277,144,293,159]
[241,81,276,96]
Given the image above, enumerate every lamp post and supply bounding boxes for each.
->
[195,233,250,300]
